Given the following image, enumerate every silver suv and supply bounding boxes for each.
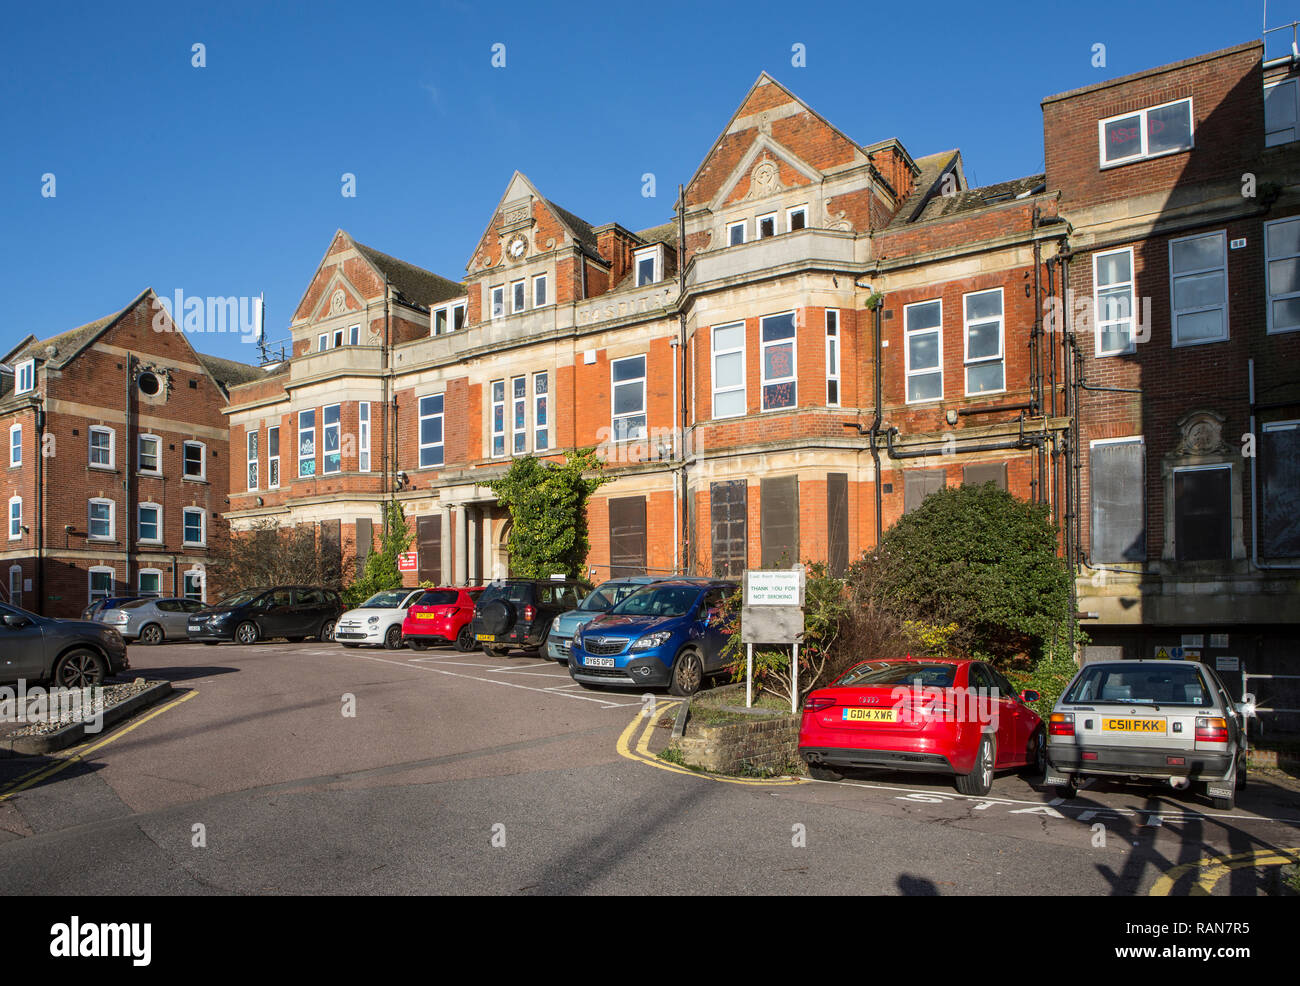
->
[1044,660,1250,810]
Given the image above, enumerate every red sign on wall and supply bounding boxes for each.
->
[397,552,418,572]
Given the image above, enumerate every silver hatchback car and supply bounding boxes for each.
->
[1044,659,1251,810]
[99,597,208,644]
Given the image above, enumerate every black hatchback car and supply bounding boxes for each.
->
[0,601,130,687]
[472,578,591,657]
[187,586,344,645]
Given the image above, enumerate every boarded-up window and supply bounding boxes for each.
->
[320,519,342,584]
[827,473,849,577]
[356,517,373,566]
[417,515,441,585]
[608,496,647,578]
[1090,441,1146,562]
[1175,466,1231,561]
[1261,423,1300,558]
[710,481,746,578]
[760,476,799,568]
[962,462,1007,490]
[904,469,945,514]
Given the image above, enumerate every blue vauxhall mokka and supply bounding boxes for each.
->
[567,579,739,695]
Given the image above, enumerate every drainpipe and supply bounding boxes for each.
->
[126,357,135,598]
[34,399,45,614]
[868,294,884,549]
[676,183,689,574]
[1249,358,1300,570]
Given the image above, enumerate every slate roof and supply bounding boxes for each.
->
[543,200,603,261]
[634,220,679,247]
[197,353,271,394]
[352,239,465,310]
[912,173,1047,223]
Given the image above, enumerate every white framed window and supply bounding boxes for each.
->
[510,376,528,454]
[757,212,777,238]
[317,333,328,352]
[511,279,526,314]
[89,426,114,469]
[963,288,1005,395]
[358,402,370,473]
[532,274,548,308]
[14,360,34,395]
[1098,97,1193,167]
[246,431,259,490]
[88,567,114,605]
[183,507,205,546]
[825,309,840,407]
[418,394,444,468]
[8,496,21,540]
[182,440,205,480]
[787,205,808,232]
[8,566,21,609]
[137,434,161,475]
[1266,215,1300,334]
[433,301,466,335]
[1265,78,1298,147]
[760,311,797,411]
[348,324,360,346]
[298,410,316,478]
[1169,231,1228,346]
[183,568,204,602]
[727,220,747,246]
[904,300,943,403]
[1094,247,1136,356]
[88,498,115,541]
[267,425,281,488]
[533,373,549,451]
[611,355,647,441]
[322,404,341,474]
[634,247,662,287]
[711,321,746,419]
[138,569,163,598]
[332,327,344,348]
[137,503,161,544]
[490,381,506,457]
[490,285,505,319]
[8,424,20,467]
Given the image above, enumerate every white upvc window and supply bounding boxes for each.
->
[1265,216,1300,335]
[9,424,20,467]
[246,430,259,490]
[322,404,341,474]
[511,376,528,454]
[88,567,114,605]
[963,288,1005,395]
[267,426,281,488]
[183,568,204,602]
[183,507,205,546]
[182,440,206,479]
[89,426,114,469]
[1169,230,1228,346]
[8,566,21,609]
[825,309,840,407]
[760,311,797,411]
[433,301,466,335]
[533,372,549,452]
[14,359,34,395]
[511,279,526,314]
[137,434,161,475]
[757,212,777,238]
[634,246,662,287]
[88,498,115,541]
[1098,97,1193,167]
[490,380,506,458]
[418,394,445,468]
[332,327,344,348]
[711,321,746,419]
[1094,247,1136,356]
[787,204,808,232]
[348,324,360,346]
[1265,78,1298,147]
[490,285,505,319]
[138,569,163,598]
[298,410,316,478]
[727,220,746,246]
[8,496,21,540]
[532,274,548,308]
[137,502,162,544]
[611,355,647,441]
[904,300,943,403]
[358,402,370,473]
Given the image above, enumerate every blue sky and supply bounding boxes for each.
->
[0,0,1283,364]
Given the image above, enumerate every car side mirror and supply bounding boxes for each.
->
[1020,690,1040,704]
[3,613,30,629]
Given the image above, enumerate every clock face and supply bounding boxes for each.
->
[507,234,528,260]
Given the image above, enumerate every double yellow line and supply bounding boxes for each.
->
[0,690,197,802]
[615,701,807,787]
[1150,845,1300,896]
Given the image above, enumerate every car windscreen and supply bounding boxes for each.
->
[580,583,644,612]
[214,589,263,609]
[362,590,411,609]
[609,584,699,618]
[1063,665,1211,706]
[415,590,459,606]
[833,662,957,689]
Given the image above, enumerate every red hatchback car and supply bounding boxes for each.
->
[799,658,1046,795]
[402,587,483,652]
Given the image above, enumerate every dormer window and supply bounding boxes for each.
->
[635,246,663,287]
[1098,98,1193,168]
[14,359,34,395]
[433,301,466,335]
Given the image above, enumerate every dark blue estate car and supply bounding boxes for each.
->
[568,579,738,695]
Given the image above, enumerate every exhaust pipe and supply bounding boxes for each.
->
[1169,776,1190,790]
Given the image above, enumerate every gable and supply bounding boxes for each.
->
[467,172,598,276]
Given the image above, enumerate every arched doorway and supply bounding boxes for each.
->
[493,517,512,580]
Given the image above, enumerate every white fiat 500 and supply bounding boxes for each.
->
[1045,659,1252,810]
[334,589,424,650]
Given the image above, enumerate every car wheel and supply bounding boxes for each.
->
[807,764,843,782]
[53,649,107,688]
[1056,773,1080,799]
[956,734,995,796]
[454,625,476,652]
[384,625,403,650]
[138,623,164,646]
[1020,728,1047,778]
[318,619,336,642]
[235,621,260,645]
[669,649,704,697]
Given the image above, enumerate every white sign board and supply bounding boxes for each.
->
[745,570,803,606]
[1216,656,1240,672]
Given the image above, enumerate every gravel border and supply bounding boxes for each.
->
[0,679,174,757]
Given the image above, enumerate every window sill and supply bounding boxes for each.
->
[135,471,163,480]
[88,465,118,474]
[182,475,208,484]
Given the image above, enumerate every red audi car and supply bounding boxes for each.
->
[798,657,1045,795]
[401,587,483,651]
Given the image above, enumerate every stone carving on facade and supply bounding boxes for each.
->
[741,158,784,202]
[1173,409,1230,457]
[329,289,347,315]
[822,196,851,231]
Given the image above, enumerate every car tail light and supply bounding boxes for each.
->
[1049,712,1075,736]
[804,695,836,712]
[1195,717,1228,743]
[524,605,535,622]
